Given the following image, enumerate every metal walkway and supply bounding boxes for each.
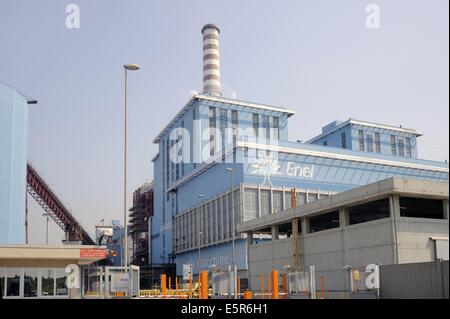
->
[26,162,95,245]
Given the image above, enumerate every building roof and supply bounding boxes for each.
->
[0,245,108,267]
[306,118,422,144]
[237,177,449,233]
[152,94,296,143]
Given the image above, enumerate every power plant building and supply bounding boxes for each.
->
[149,25,449,281]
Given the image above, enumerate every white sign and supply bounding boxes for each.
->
[111,273,129,293]
[183,264,193,281]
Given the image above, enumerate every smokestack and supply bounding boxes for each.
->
[202,24,221,97]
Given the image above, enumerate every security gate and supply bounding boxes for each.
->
[81,265,140,299]
[288,265,316,299]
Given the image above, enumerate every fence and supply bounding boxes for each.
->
[379,260,449,299]
[288,265,316,299]
[81,265,140,299]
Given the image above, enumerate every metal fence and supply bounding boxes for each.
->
[81,265,140,299]
[288,265,316,299]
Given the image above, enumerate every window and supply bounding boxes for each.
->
[375,133,381,153]
[232,110,238,162]
[6,268,21,297]
[341,132,347,149]
[273,117,280,140]
[406,137,412,157]
[181,121,185,176]
[273,191,283,213]
[366,134,373,152]
[348,198,390,225]
[263,115,270,140]
[358,130,365,151]
[298,192,307,205]
[244,189,259,221]
[23,268,38,297]
[260,190,271,217]
[323,140,328,146]
[0,269,4,299]
[398,138,405,157]
[55,268,68,296]
[390,135,397,156]
[309,211,340,233]
[252,114,259,138]
[219,109,228,162]
[209,107,216,156]
[399,197,444,219]
[284,192,292,209]
[307,192,318,203]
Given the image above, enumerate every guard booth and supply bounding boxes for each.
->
[0,245,108,299]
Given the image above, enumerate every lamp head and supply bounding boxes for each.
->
[123,64,140,71]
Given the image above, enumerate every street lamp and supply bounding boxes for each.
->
[225,167,237,299]
[197,194,204,274]
[43,213,50,245]
[123,63,140,269]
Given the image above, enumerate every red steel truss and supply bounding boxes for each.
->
[26,162,95,245]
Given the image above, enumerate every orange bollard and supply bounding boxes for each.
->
[175,277,178,298]
[259,273,264,299]
[189,274,193,299]
[200,271,208,299]
[237,276,241,299]
[271,270,279,299]
[244,290,253,299]
[267,273,271,299]
[161,274,167,298]
[283,273,288,297]
[321,273,325,299]
[198,275,201,299]
[169,276,171,291]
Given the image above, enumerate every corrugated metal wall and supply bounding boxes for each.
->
[380,260,449,299]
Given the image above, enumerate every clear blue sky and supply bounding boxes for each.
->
[1,0,448,244]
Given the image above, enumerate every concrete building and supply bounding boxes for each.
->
[148,24,449,281]
[0,82,33,244]
[237,177,449,291]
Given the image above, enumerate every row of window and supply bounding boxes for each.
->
[0,267,68,298]
[173,186,332,253]
[358,130,412,157]
[265,197,445,238]
[173,190,240,252]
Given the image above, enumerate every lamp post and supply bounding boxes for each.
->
[123,64,140,269]
[43,213,50,245]
[225,167,237,299]
[197,194,204,274]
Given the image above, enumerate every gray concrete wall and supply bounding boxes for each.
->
[247,215,448,292]
[380,260,449,299]
[248,218,395,291]
[396,218,449,263]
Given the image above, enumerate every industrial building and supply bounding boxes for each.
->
[237,177,449,291]
[148,24,449,282]
[0,81,30,244]
[129,183,154,266]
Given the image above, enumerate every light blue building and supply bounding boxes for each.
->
[0,82,31,244]
[149,24,448,280]
[150,94,449,279]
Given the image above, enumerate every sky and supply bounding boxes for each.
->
[0,0,448,244]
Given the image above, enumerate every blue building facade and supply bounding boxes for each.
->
[150,94,448,277]
[0,82,29,244]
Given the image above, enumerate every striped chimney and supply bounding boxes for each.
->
[202,24,221,96]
